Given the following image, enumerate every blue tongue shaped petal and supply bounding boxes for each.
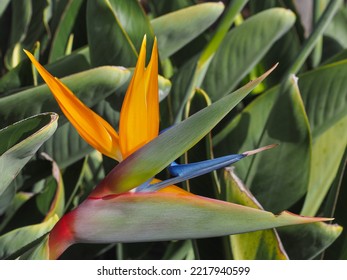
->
[136,144,277,193]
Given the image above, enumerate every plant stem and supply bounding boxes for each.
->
[199,0,249,67]
[282,0,341,80]
[174,0,248,123]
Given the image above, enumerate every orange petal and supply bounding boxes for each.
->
[119,36,159,159]
[24,50,122,161]
[151,178,194,196]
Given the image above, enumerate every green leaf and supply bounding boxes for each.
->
[0,192,34,231]
[214,76,311,213]
[96,65,277,195]
[151,2,224,60]
[4,0,32,69]
[202,8,295,101]
[148,0,191,17]
[168,54,199,123]
[0,0,10,17]
[48,0,84,62]
[299,60,347,138]
[260,27,302,87]
[299,61,347,216]
[162,240,195,260]
[224,168,288,260]
[169,1,248,122]
[39,122,93,169]
[0,43,40,93]
[0,113,58,198]
[45,47,91,78]
[278,222,342,260]
[324,6,347,48]
[301,116,347,216]
[87,0,154,67]
[198,0,249,67]
[322,49,347,65]
[0,215,58,259]
[20,236,50,260]
[36,153,65,220]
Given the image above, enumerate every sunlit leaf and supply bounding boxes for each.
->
[0,113,58,198]
[152,2,224,59]
[202,8,295,101]
[214,76,311,212]
[0,215,58,259]
[224,168,288,260]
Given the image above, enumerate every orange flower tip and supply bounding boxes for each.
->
[243,144,278,156]
[23,49,35,60]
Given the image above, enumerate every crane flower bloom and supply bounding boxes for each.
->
[24,37,327,260]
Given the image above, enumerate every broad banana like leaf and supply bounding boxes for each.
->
[213,75,311,213]
[87,0,154,67]
[152,2,224,59]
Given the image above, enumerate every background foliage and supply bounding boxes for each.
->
[0,0,346,260]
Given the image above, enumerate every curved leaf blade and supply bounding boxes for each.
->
[87,0,154,67]
[0,215,58,260]
[299,60,347,216]
[278,222,342,260]
[202,8,296,101]
[152,2,224,59]
[224,169,289,260]
[0,113,58,197]
[214,76,311,213]
[301,116,347,216]
[48,0,84,62]
[299,60,347,138]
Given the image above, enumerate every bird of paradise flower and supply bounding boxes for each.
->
[25,36,329,260]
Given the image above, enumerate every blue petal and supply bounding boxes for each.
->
[133,178,152,192]
[168,154,245,176]
[139,153,246,192]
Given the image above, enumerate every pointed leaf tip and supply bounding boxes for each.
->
[243,144,278,156]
